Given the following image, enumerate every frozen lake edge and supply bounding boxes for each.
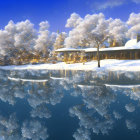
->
[0,59,140,72]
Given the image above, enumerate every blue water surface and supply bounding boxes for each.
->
[0,69,140,140]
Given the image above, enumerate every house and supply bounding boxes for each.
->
[55,37,140,63]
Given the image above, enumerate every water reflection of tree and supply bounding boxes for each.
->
[110,86,140,102]
[22,120,49,140]
[0,70,66,139]
[0,112,49,140]
[69,84,115,140]
[27,80,63,108]
[31,103,51,119]
[0,70,64,108]
[0,70,140,139]
[66,72,140,139]
[108,85,140,131]
[70,104,114,134]
[59,72,140,139]
[79,85,116,116]
[0,113,24,140]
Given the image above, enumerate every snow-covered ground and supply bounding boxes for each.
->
[0,59,140,72]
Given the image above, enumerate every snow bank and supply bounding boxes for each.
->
[0,59,140,72]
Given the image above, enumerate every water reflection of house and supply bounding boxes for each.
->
[55,38,140,63]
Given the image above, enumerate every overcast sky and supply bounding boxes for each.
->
[0,0,140,32]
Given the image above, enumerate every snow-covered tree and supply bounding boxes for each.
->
[108,18,128,46]
[13,20,37,51]
[88,17,111,67]
[127,13,140,39]
[0,20,37,64]
[0,30,13,58]
[54,32,67,50]
[65,13,110,49]
[65,12,129,49]
[34,21,57,58]
[65,13,83,28]
[65,12,132,67]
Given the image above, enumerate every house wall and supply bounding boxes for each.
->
[57,49,140,63]
[86,49,140,61]
[57,51,86,63]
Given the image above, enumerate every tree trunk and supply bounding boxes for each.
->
[97,45,100,67]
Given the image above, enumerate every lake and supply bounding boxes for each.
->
[0,69,140,140]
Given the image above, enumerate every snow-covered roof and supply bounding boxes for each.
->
[84,46,125,52]
[125,39,137,48]
[85,40,140,52]
[55,40,140,53]
[55,48,84,52]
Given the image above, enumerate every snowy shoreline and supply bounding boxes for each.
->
[0,59,140,72]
